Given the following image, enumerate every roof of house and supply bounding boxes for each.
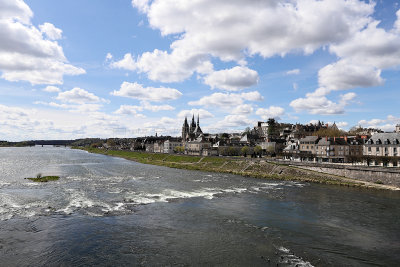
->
[300,136,320,142]
[366,133,400,144]
[317,138,348,146]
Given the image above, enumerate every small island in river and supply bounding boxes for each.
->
[25,174,60,182]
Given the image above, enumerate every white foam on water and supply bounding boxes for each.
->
[279,246,291,253]
[58,190,112,215]
[124,186,255,205]
[0,193,51,220]
[277,246,314,267]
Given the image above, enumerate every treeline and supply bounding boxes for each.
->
[0,141,35,147]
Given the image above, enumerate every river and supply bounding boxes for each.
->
[0,147,399,266]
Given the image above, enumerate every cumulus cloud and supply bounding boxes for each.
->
[109,53,136,71]
[188,91,262,108]
[114,101,174,116]
[203,66,259,91]
[117,0,374,84]
[319,60,384,90]
[290,90,356,115]
[232,104,253,115]
[39,22,62,40]
[0,0,85,84]
[358,115,400,132]
[256,106,285,120]
[318,14,400,91]
[215,115,254,128]
[142,116,181,136]
[42,85,60,93]
[177,109,214,119]
[291,7,400,115]
[111,82,182,102]
[57,87,106,104]
[114,105,146,118]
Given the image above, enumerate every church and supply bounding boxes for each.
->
[182,114,203,141]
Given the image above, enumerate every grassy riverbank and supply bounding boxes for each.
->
[75,147,399,190]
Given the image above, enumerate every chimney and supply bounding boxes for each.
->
[325,136,328,141]
[334,137,336,142]
[344,136,347,142]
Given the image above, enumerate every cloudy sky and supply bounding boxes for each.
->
[1,0,400,141]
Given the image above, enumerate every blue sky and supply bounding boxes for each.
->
[1,0,400,141]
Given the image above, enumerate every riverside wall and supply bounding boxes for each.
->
[282,161,400,187]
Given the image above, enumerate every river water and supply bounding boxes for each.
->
[0,147,399,266]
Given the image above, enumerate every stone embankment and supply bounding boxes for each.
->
[278,161,400,188]
[75,147,400,191]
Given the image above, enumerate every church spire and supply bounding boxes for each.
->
[197,114,199,126]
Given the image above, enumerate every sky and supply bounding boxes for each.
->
[1,0,400,141]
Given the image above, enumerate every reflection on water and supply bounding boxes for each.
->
[0,147,399,266]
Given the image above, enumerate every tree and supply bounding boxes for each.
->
[267,118,277,137]
[106,139,116,147]
[174,146,185,154]
[312,128,346,137]
[348,125,364,135]
[241,146,249,157]
[254,145,262,156]
[242,127,251,136]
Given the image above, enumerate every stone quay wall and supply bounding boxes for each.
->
[282,161,400,187]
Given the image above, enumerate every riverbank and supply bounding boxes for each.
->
[75,147,400,191]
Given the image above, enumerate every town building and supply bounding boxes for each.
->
[163,138,182,154]
[364,133,400,166]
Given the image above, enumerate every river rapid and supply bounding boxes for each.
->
[0,146,399,266]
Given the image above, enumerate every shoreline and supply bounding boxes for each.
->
[74,147,400,191]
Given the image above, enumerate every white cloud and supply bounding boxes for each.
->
[0,0,85,84]
[319,60,384,90]
[232,104,253,115]
[358,115,400,131]
[188,91,262,108]
[142,116,181,136]
[140,101,175,112]
[286,69,300,75]
[43,85,60,93]
[204,66,258,91]
[123,0,374,83]
[319,16,400,91]
[57,88,106,104]
[114,105,146,118]
[112,82,182,102]
[291,9,400,115]
[110,53,136,71]
[256,106,285,120]
[39,22,62,40]
[240,91,263,102]
[131,0,150,13]
[106,53,113,60]
[395,9,400,33]
[216,115,254,128]
[177,109,214,119]
[290,90,356,115]
[114,101,174,116]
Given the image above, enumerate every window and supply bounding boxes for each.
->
[376,147,380,152]
[368,147,371,152]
